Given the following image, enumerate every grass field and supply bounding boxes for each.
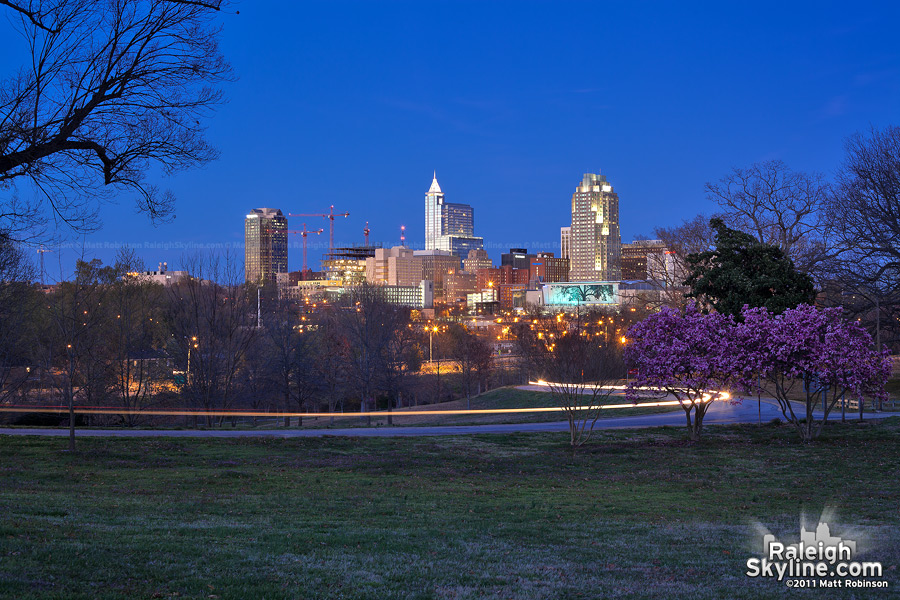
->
[1,419,899,599]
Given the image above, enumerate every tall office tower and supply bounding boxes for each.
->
[424,172,484,258]
[245,208,288,284]
[568,172,621,281]
[560,226,571,260]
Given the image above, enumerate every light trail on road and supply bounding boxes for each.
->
[0,394,726,419]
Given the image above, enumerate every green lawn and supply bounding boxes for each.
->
[1,420,898,599]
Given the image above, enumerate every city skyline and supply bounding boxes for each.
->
[3,2,898,280]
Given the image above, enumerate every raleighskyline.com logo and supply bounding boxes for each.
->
[746,521,888,590]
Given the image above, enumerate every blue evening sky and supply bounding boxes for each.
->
[4,1,900,279]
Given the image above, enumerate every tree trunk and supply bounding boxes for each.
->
[68,388,75,452]
[67,358,75,452]
[691,412,703,441]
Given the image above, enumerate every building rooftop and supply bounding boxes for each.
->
[428,171,442,194]
[246,208,285,219]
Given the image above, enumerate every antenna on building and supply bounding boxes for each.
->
[36,246,52,286]
[364,221,370,246]
[400,225,406,247]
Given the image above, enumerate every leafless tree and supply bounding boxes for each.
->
[0,0,232,239]
[167,252,255,427]
[259,298,319,427]
[335,285,409,424]
[379,309,415,424]
[44,257,114,450]
[106,248,167,425]
[826,125,900,352]
[705,160,832,278]
[517,315,623,451]
[651,214,716,309]
[310,311,348,423]
[447,323,493,408]
[0,237,39,406]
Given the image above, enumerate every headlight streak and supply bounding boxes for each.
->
[0,386,729,419]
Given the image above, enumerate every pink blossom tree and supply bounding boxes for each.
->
[624,305,742,441]
[736,304,891,442]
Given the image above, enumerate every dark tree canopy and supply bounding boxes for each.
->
[684,218,815,317]
[0,0,232,239]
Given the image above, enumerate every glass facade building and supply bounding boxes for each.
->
[568,173,621,281]
[245,208,288,284]
[424,172,484,258]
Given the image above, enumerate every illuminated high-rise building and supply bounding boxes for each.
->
[424,172,484,258]
[245,208,288,284]
[568,172,621,281]
[560,226,571,260]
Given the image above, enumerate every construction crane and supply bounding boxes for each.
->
[36,246,52,285]
[288,205,349,255]
[288,224,324,274]
[363,222,370,246]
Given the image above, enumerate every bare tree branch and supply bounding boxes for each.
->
[0,0,233,238]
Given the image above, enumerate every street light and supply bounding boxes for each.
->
[187,336,198,384]
[428,326,439,363]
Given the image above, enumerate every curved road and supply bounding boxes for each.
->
[0,397,822,438]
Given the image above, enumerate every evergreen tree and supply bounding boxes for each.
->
[684,218,815,316]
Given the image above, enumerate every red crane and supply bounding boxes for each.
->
[363,222,370,246]
[289,205,350,255]
[288,224,324,274]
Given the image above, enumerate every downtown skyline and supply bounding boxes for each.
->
[2,1,897,280]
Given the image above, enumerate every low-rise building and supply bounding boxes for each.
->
[529,252,569,283]
[365,246,423,286]
[128,262,189,286]
[476,265,530,290]
[444,271,478,305]
[327,280,434,309]
[414,249,459,302]
[462,248,493,272]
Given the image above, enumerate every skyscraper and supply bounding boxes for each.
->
[245,208,288,284]
[424,172,484,258]
[568,172,621,281]
[560,226,571,260]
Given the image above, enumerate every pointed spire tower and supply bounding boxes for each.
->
[428,171,442,194]
[425,170,445,250]
[422,171,484,260]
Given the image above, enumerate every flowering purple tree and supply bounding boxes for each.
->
[736,304,891,442]
[625,305,741,441]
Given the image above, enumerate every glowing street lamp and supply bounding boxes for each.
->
[428,326,440,363]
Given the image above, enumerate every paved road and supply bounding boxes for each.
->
[0,397,818,438]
